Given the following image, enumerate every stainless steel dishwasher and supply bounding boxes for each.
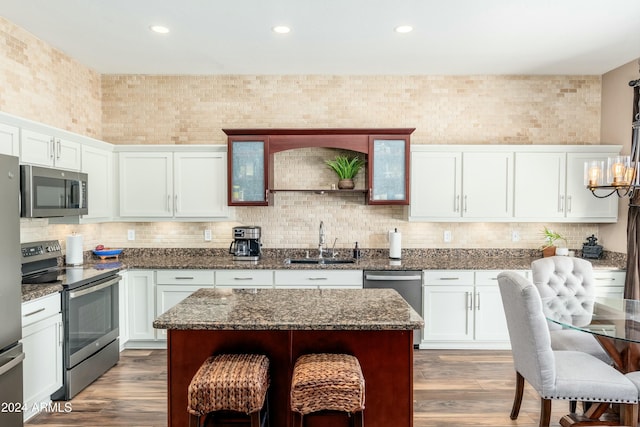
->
[363,270,423,346]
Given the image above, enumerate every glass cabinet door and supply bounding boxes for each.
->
[228,138,268,205]
[368,136,410,205]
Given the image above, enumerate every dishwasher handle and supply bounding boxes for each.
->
[364,274,422,281]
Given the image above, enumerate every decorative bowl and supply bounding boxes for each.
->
[93,248,123,259]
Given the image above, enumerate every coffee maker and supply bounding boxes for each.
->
[229,226,262,261]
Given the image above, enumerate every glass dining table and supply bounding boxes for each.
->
[543,297,640,427]
[545,297,640,374]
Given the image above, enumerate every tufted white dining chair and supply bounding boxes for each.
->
[497,272,638,427]
[530,256,611,364]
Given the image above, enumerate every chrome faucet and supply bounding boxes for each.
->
[318,221,326,258]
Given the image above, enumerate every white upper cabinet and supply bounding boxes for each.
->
[410,149,513,220]
[410,151,461,219]
[0,123,19,156]
[411,145,621,223]
[462,152,513,219]
[118,147,228,220]
[514,152,566,219]
[514,150,618,222]
[173,152,227,218]
[119,152,174,217]
[20,129,81,170]
[81,144,113,220]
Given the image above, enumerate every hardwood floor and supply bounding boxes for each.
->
[25,349,597,427]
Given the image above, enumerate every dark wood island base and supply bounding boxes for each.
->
[167,329,414,427]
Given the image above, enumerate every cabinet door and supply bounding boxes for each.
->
[566,152,618,221]
[127,271,156,340]
[410,151,461,219]
[155,284,213,340]
[228,138,269,206]
[473,286,510,341]
[82,145,113,220]
[20,129,55,167]
[21,313,63,416]
[462,152,513,218]
[422,285,474,342]
[0,123,19,156]
[174,152,228,217]
[368,136,410,205]
[54,137,81,170]
[119,152,173,217]
[514,152,566,219]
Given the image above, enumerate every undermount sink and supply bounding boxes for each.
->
[284,258,356,265]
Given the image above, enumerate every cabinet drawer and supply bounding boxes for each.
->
[593,270,625,285]
[216,270,274,287]
[22,292,61,328]
[156,270,214,285]
[423,271,474,285]
[475,270,528,286]
[274,270,362,286]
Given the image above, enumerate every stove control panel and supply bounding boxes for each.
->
[21,240,62,259]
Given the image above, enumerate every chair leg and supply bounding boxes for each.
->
[250,411,260,427]
[510,371,525,420]
[569,400,577,413]
[620,402,638,427]
[188,414,201,427]
[352,410,364,427]
[539,398,552,427]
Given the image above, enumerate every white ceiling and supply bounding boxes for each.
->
[1,0,639,75]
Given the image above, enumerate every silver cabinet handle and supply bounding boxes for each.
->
[463,195,468,212]
[466,292,473,311]
[58,321,64,346]
[567,195,572,213]
[56,139,61,159]
[454,194,460,212]
[49,138,55,159]
[174,277,195,280]
[23,307,45,317]
[174,194,178,213]
[438,277,460,281]
[233,277,254,281]
[558,195,564,213]
[167,194,171,211]
[476,292,480,310]
[308,277,328,281]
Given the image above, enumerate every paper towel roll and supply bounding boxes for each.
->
[389,228,401,259]
[66,234,83,265]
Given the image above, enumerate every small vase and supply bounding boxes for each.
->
[337,179,355,190]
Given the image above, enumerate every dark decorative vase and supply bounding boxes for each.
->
[337,179,355,190]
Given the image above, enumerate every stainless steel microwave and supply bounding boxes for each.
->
[20,165,88,217]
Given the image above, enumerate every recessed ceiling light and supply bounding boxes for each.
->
[149,25,170,34]
[395,25,413,34]
[272,25,291,34]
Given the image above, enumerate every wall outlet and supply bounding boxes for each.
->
[127,229,135,241]
[443,230,452,243]
[204,229,212,241]
[512,230,520,242]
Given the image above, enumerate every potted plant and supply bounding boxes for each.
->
[325,155,365,189]
[540,226,566,257]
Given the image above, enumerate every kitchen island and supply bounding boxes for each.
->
[153,288,423,427]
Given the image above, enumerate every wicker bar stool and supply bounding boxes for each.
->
[290,353,365,427]
[187,353,270,427]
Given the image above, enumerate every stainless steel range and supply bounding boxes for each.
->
[21,240,121,400]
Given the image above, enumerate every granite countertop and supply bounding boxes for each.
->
[117,248,627,271]
[22,283,64,303]
[153,288,424,331]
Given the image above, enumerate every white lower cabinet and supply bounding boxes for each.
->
[126,270,156,344]
[155,270,215,340]
[593,270,625,299]
[421,270,521,349]
[21,293,63,421]
[274,270,362,289]
[118,271,129,350]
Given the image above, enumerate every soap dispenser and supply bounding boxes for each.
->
[353,242,362,259]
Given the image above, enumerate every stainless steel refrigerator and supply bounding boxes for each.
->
[0,154,24,427]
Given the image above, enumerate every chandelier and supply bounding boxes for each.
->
[586,78,640,199]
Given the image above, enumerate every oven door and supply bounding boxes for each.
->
[66,275,119,368]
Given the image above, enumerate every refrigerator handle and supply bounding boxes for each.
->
[0,352,25,376]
